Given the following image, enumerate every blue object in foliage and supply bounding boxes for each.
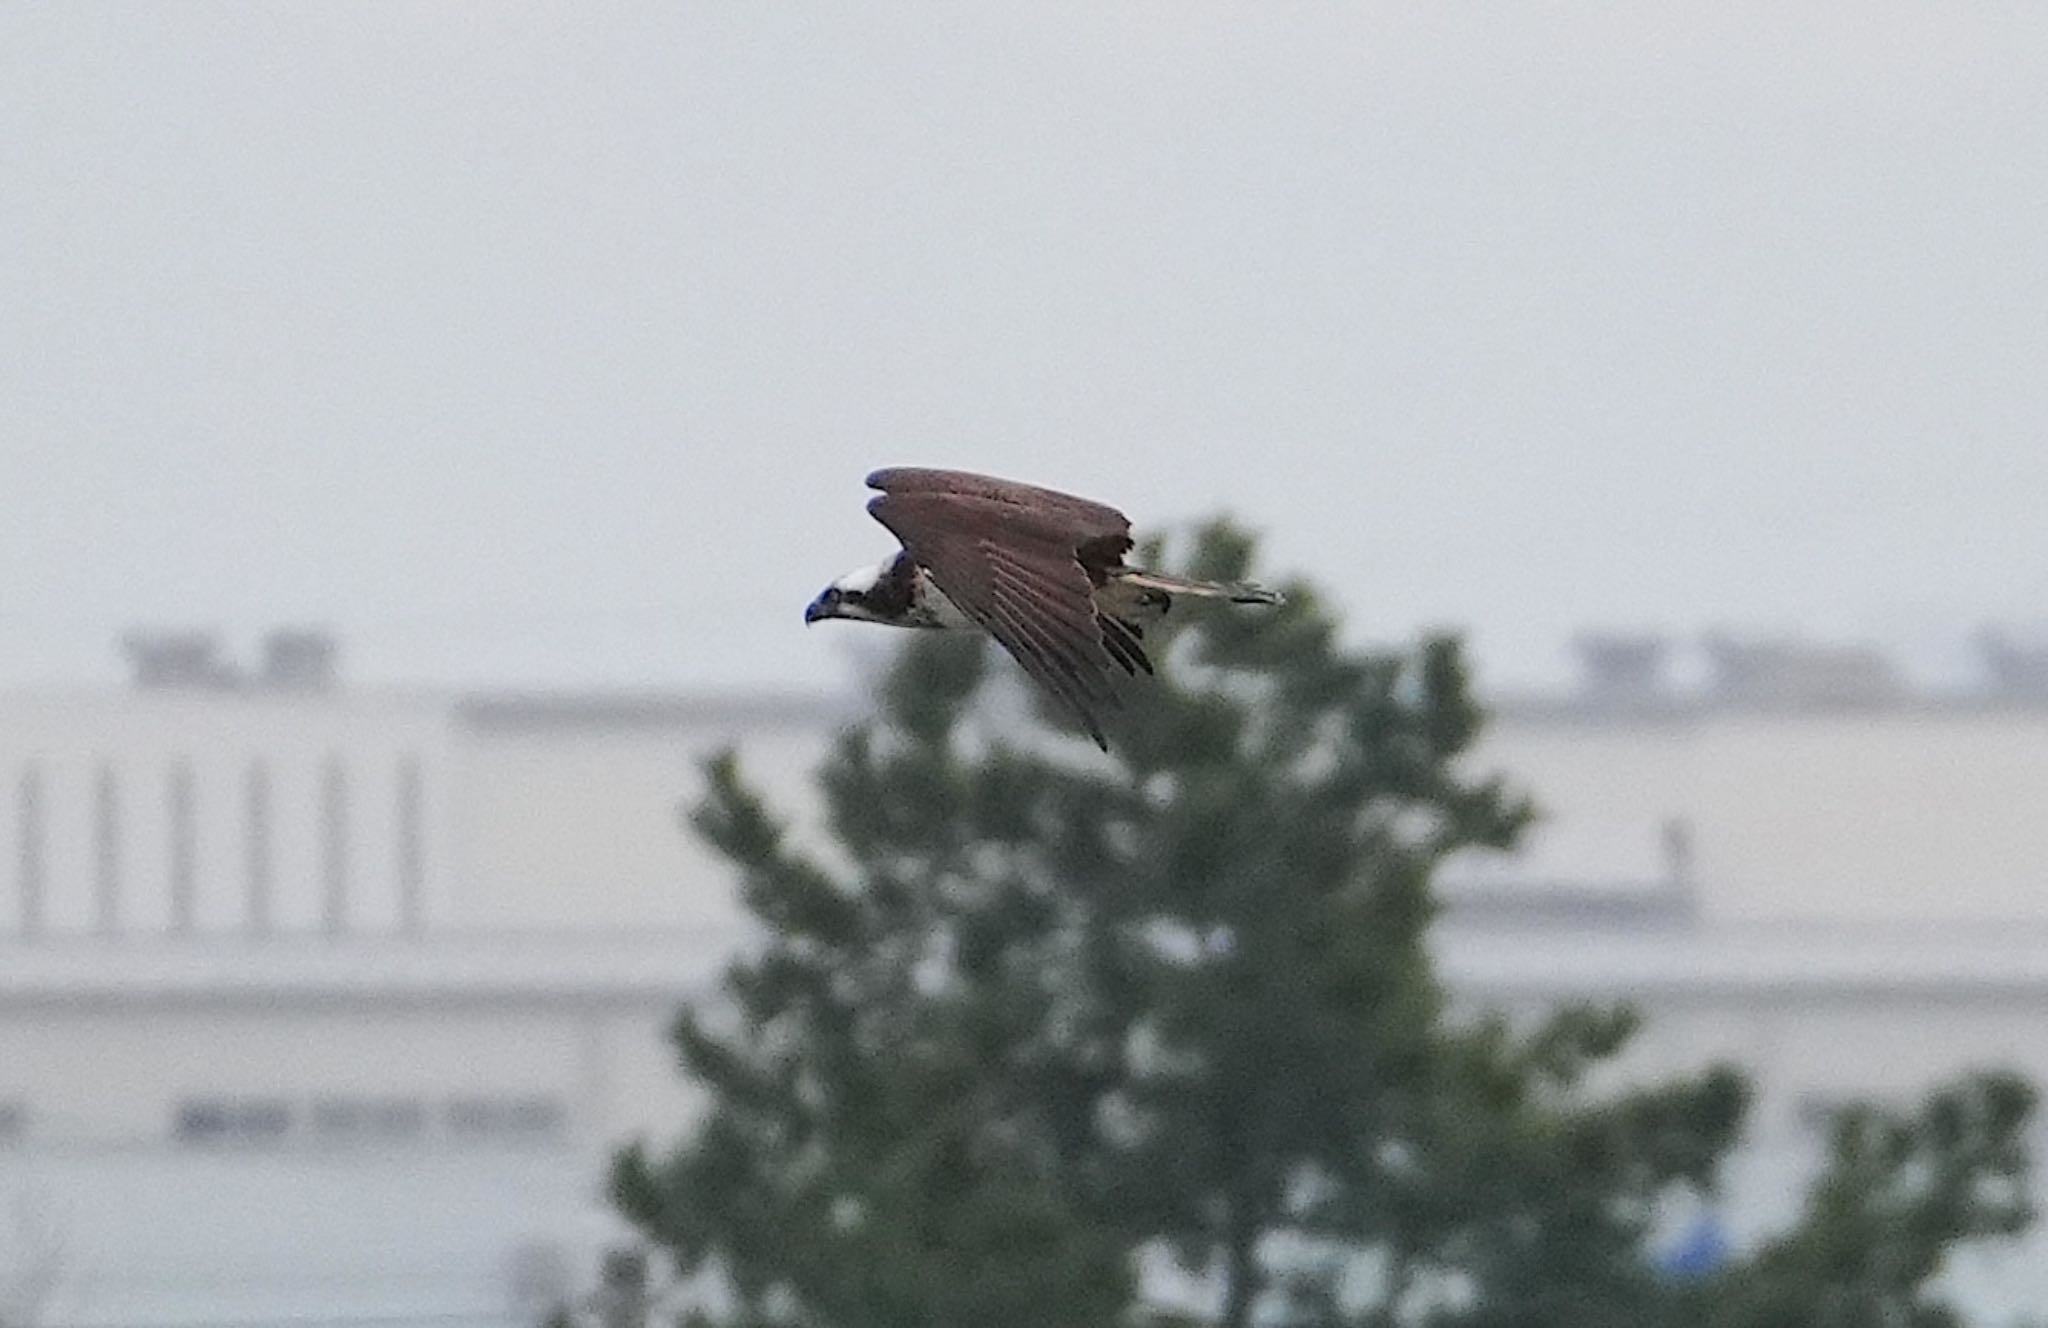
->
[1657,1211,1731,1280]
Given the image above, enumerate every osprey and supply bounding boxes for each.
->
[805,467,1282,749]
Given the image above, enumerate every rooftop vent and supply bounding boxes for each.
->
[122,627,341,691]
[1572,631,1670,705]
[1976,627,2048,701]
[262,628,339,690]
[122,630,240,690]
[1702,633,1902,710]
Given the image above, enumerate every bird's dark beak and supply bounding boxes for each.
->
[804,591,834,625]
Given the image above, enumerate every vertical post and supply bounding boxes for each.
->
[95,761,121,936]
[1661,815,1697,923]
[17,763,43,942]
[322,754,348,937]
[246,758,272,937]
[396,753,424,936]
[168,758,196,935]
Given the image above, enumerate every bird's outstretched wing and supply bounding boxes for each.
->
[865,468,1131,748]
[865,467,1132,546]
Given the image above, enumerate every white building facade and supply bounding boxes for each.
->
[0,638,841,1328]
[5,634,2048,1325]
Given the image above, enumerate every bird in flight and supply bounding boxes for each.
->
[805,467,1282,749]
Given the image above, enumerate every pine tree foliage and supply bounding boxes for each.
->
[1682,1070,2035,1328]
[613,628,1133,1328]
[610,523,2034,1328]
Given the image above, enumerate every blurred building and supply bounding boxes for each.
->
[5,628,2048,1324]
[0,631,839,1328]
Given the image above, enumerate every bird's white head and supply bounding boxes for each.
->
[803,560,894,626]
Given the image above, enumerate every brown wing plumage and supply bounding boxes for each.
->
[865,469,1141,749]
[865,468,1131,550]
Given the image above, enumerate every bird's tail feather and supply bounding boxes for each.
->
[1117,570,1284,606]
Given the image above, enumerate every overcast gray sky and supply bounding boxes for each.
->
[4,4,2045,696]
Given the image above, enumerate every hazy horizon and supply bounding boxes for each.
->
[6,5,2045,697]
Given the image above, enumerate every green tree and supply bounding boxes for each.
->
[1686,1070,2035,1328]
[611,523,2033,1327]
[612,626,1135,1328]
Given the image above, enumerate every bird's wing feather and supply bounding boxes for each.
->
[866,468,1132,549]
[866,487,1122,748]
